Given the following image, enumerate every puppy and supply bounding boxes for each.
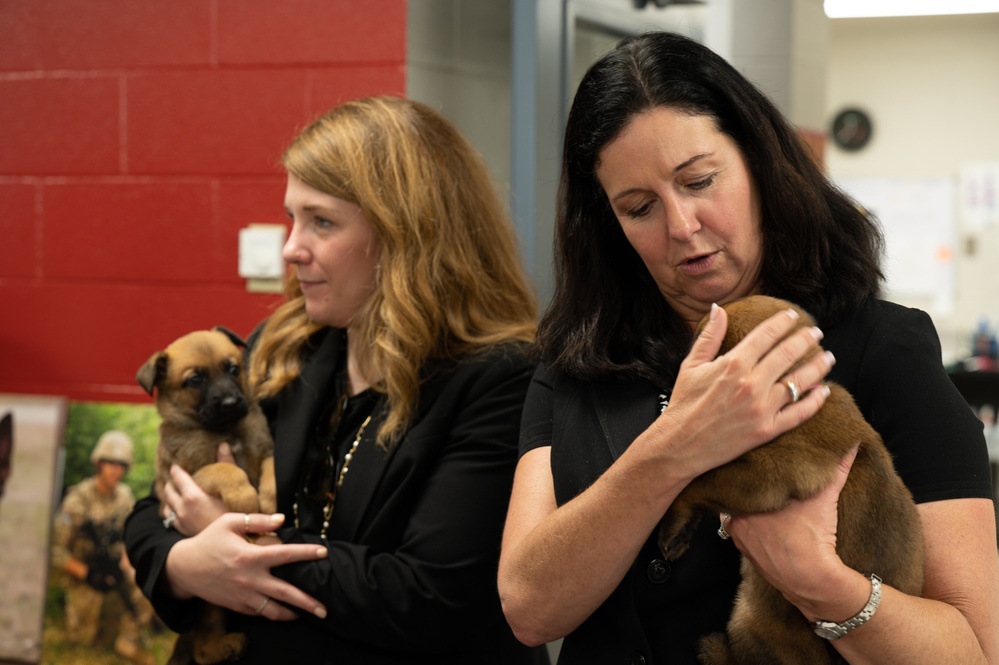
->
[657,296,923,665]
[137,326,275,665]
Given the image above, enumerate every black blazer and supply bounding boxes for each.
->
[125,327,548,664]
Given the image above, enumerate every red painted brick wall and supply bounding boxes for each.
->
[0,0,407,402]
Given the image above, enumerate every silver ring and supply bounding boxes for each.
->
[255,596,270,615]
[162,511,177,530]
[783,380,801,404]
[717,514,732,540]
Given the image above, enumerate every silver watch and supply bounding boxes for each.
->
[812,574,882,641]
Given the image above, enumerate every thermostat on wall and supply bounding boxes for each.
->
[239,224,286,292]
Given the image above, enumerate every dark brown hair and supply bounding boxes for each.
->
[538,31,883,385]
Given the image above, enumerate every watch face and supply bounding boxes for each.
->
[831,108,873,151]
[813,622,846,640]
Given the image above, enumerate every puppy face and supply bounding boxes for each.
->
[137,327,251,432]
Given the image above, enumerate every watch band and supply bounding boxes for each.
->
[812,574,882,641]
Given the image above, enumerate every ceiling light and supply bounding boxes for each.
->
[825,0,999,18]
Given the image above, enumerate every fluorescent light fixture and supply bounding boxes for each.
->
[825,0,999,18]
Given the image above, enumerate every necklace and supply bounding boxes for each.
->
[293,413,372,542]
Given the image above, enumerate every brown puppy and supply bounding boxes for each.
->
[137,326,275,665]
[657,296,923,665]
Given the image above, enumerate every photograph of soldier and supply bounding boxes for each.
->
[50,430,155,665]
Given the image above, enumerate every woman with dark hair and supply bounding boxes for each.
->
[499,32,998,664]
[125,97,547,664]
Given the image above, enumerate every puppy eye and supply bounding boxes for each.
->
[227,363,241,377]
[184,373,205,388]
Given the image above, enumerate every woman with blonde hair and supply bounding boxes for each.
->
[125,96,546,664]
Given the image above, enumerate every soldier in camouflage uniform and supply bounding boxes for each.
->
[52,430,155,665]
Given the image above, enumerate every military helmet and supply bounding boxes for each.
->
[90,430,134,466]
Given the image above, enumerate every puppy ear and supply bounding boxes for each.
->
[136,352,168,395]
[213,325,247,348]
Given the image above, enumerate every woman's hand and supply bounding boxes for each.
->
[160,442,241,536]
[659,304,834,480]
[161,463,227,536]
[164,511,329,621]
[726,445,858,618]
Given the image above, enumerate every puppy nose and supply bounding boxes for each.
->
[221,395,240,409]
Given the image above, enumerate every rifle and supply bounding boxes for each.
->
[80,519,139,617]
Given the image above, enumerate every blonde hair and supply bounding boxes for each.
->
[250,97,537,446]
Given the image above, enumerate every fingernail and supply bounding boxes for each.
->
[710,303,719,321]
[786,308,799,320]
[824,351,836,366]
[314,606,327,619]
[821,385,831,398]
[316,547,327,558]
[269,513,284,525]
[810,326,824,341]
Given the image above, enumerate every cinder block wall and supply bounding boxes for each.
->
[0,0,406,402]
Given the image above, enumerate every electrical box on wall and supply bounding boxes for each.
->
[238,224,286,293]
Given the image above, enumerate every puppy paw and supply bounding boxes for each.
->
[658,531,692,560]
[657,511,701,560]
[697,633,734,665]
[258,456,277,514]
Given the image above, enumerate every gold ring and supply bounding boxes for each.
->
[255,596,270,615]
[243,513,250,533]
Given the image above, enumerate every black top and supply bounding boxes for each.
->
[293,381,380,537]
[126,327,549,665]
[520,300,992,665]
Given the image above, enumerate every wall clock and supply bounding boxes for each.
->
[830,108,873,151]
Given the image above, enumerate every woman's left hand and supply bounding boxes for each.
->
[164,512,328,621]
[725,445,858,614]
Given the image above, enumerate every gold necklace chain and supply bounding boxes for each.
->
[293,413,372,542]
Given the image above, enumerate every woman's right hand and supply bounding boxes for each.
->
[159,443,244,536]
[163,511,329,621]
[653,304,834,488]
[161,463,227,537]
